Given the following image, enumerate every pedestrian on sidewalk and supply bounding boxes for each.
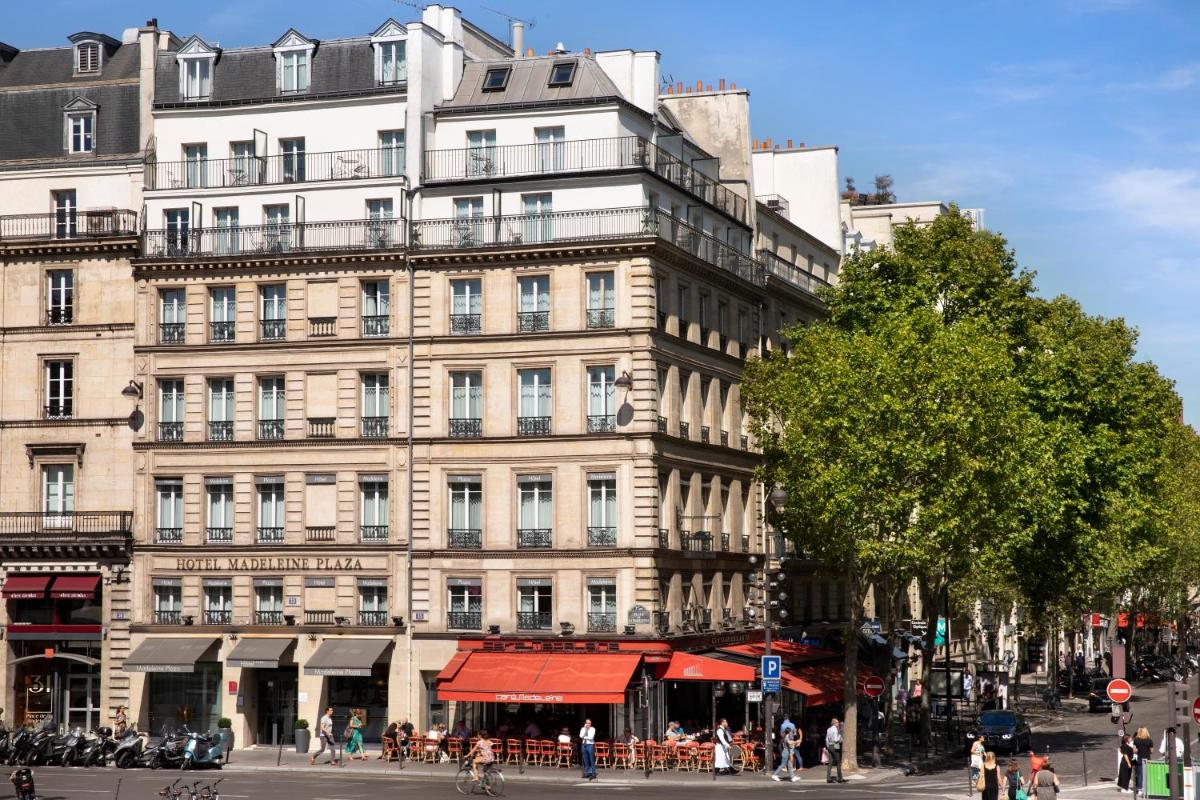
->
[1159,726,1184,760]
[713,719,732,776]
[1031,760,1059,800]
[969,735,986,784]
[977,751,1001,800]
[825,718,845,784]
[309,707,340,766]
[344,708,367,763]
[771,725,799,782]
[1004,759,1024,800]
[579,718,597,781]
[1117,734,1134,794]
[1133,727,1153,797]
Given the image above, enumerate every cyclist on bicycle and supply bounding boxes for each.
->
[465,730,496,781]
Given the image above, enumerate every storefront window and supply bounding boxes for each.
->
[148,661,221,735]
[327,663,389,742]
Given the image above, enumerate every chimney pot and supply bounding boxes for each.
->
[706,84,712,92]
[676,81,683,93]
[764,137,772,149]
[719,78,726,90]
[147,18,157,27]
[799,142,806,147]
[583,47,591,57]
[695,80,703,91]
[665,86,672,94]
[774,144,780,150]
[752,139,760,149]
[526,47,534,57]
[731,82,737,90]
[787,139,793,149]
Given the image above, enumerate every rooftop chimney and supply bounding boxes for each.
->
[526,47,534,57]
[512,21,524,58]
[553,41,567,54]
[786,139,793,149]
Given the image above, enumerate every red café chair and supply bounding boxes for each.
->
[675,744,695,772]
[537,739,554,766]
[595,742,610,768]
[556,741,573,767]
[696,743,714,773]
[612,742,629,769]
[448,737,463,761]
[505,738,522,764]
[629,742,644,769]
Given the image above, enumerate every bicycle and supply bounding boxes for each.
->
[157,779,184,800]
[455,761,505,797]
[197,778,223,800]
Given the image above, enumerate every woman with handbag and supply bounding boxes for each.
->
[977,751,1002,800]
[344,709,368,762]
[970,735,986,784]
[1005,759,1026,800]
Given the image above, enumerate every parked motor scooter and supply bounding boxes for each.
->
[75,727,115,767]
[147,728,188,770]
[0,724,11,766]
[57,727,87,767]
[112,728,146,769]
[22,721,64,766]
[181,731,223,770]
[7,728,35,767]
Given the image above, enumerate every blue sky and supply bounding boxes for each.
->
[8,0,1198,418]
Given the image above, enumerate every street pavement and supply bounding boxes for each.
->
[18,680,1190,800]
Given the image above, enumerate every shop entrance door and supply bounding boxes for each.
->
[254,668,297,746]
[65,674,100,730]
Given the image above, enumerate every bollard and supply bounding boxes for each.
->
[1082,742,1088,786]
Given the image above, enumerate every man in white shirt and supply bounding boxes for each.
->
[825,718,845,784]
[1160,727,1185,760]
[579,719,597,781]
[309,707,339,766]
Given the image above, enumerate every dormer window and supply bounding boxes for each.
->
[181,59,211,99]
[482,66,511,92]
[75,42,100,74]
[378,40,406,85]
[62,97,97,154]
[548,61,576,87]
[273,29,316,95]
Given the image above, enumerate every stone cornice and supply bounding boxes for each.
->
[132,248,406,274]
[0,236,138,257]
[1,322,133,336]
[133,436,403,451]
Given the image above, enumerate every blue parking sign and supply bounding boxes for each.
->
[762,655,781,679]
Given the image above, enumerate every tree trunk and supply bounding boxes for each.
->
[842,563,865,771]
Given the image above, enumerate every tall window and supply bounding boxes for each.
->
[586,271,614,328]
[181,58,211,100]
[231,141,256,185]
[258,377,285,440]
[210,287,236,341]
[159,288,185,344]
[153,580,182,624]
[280,51,309,93]
[362,280,389,336]
[67,113,94,153]
[281,138,305,182]
[203,580,232,624]
[41,465,74,518]
[588,474,617,546]
[75,42,100,74]
[517,368,552,435]
[677,285,689,332]
[452,197,484,246]
[44,360,73,418]
[184,143,208,188]
[534,126,565,171]
[449,371,482,437]
[263,204,291,251]
[360,477,389,541]
[211,207,238,256]
[158,379,184,442]
[698,290,710,338]
[678,370,690,436]
[448,479,482,547]
[165,209,189,255]
[378,40,406,84]
[52,190,77,238]
[588,580,617,632]
[366,199,393,246]
[257,480,285,541]
[517,581,552,630]
[517,476,553,548]
[260,284,286,340]
[449,278,482,335]
[156,479,183,543]
[362,373,389,438]
[379,130,404,177]
[657,367,667,425]
[255,580,284,624]
[207,379,234,441]
[206,479,233,542]
[47,269,73,324]
[588,366,616,433]
[358,580,388,625]
[517,275,550,332]
[447,580,482,629]
[466,130,496,176]
[520,193,553,243]
[717,299,729,345]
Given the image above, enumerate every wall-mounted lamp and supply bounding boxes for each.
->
[614,371,633,391]
[560,621,575,637]
[334,616,349,627]
[306,633,318,642]
[105,566,130,586]
[229,633,238,641]
[283,614,296,626]
[391,616,406,628]
[120,380,144,401]
[181,614,194,626]
[487,624,501,635]
[623,625,636,636]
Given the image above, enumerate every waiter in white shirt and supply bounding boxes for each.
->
[579,719,598,781]
[714,719,733,775]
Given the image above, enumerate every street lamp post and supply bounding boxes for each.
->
[761,487,788,779]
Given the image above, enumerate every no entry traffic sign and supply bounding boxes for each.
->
[1192,697,1200,726]
[1107,678,1133,704]
[863,676,886,698]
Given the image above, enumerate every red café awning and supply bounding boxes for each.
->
[437,651,642,704]
[660,652,755,682]
[2,575,51,599]
[50,574,100,599]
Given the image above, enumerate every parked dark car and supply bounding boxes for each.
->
[964,710,1032,754]
[1087,677,1114,712]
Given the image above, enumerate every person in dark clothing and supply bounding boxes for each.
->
[980,752,1001,800]
[1118,735,1135,793]
[1133,727,1153,797]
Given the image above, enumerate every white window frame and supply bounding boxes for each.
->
[379,130,405,177]
[47,269,73,320]
[588,366,616,418]
[376,39,407,85]
[207,483,233,529]
[360,479,389,528]
[258,377,285,422]
[210,286,236,324]
[588,476,617,528]
[157,481,183,530]
[517,368,552,418]
[278,50,310,93]
[450,371,482,420]
[180,57,213,100]
[362,373,390,418]
[66,112,95,153]
[158,379,184,424]
[257,483,285,528]
[42,464,74,516]
[449,479,482,530]
[208,379,234,423]
[74,41,101,75]
[45,359,73,417]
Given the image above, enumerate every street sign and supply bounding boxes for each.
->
[1106,678,1133,704]
[747,690,763,703]
[762,678,781,694]
[762,655,782,680]
[863,676,886,698]
[1191,697,1200,726]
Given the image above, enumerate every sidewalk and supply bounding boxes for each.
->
[220,744,908,786]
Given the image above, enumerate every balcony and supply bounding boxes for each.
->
[154,610,182,625]
[448,611,481,630]
[517,528,552,549]
[148,147,406,191]
[449,418,482,438]
[208,421,233,442]
[0,210,139,242]
[679,421,690,439]
[309,317,336,337]
[203,610,232,625]
[360,525,388,543]
[516,611,552,631]
[588,612,617,633]
[517,416,551,437]
[449,313,481,335]
[720,430,729,447]
[517,311,549,333]
[701,425,710,444]
[255,611,284,625]
[209,321,235,342]
[307,417,335,439]
[140,218,404,260]
[587,526,616,547]
[657,416,667,433]
[586,308,615,329]
[448,528,482,549]
[156,527,183,544]
[305,610,335,625]
[46,308,73,326]
[741,534,750,552]
[362,416,389,438]
[257,527,284,543]
[682,531,712,552]
[422,136,747,224]
[720,532,730,552]
[363,315,389,337]
[756,194,790,218]
[306,526,335,542]
[658,528,670,549]
[257,420,284,440]
[587,415,615,434]
[757,249,832,297]
[740,434,749,450]
[359,610,389,626]
[0,511,132,558]
[157,422,183,442]
[159,323,185,345]
[206,527,233,543]
[259,319,286,340]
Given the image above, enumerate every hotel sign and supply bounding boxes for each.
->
[172,556,369,572]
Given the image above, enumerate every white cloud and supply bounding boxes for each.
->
[1107,63,1200,93]
[1100,168,1200,241]
[903,160,1016,203]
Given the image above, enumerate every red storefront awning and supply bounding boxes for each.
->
[436,651,471,683]
[2,575,51,599]
[50,574,100,599]
[437,652,642,704]
[660,652,755,682]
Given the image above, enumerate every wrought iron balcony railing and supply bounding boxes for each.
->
[209,321,235,342]
[257,526,284,543]
[203,610,232,625]
[448,611,481,630]
[721,430,729,447]
[658,528,670,549]
[720,532,730,551]
[360,525,388,543]
[206,527,233,543]
[448,528,482,549]
[679,421,690,439]
[586,308,615,329]
[359,610,389,626]
[681,531,713,552]
[700,425,711,444]
[43,403,72,420]
[148,147,406,190]
[588,414,616,434]
[158,422,183,442]
[362,315,389,337]
[757,249,832,297]
[449,418,482,438]
[517,310,550,332]
[156,527,183,544]
[0,210,139,241]
[362,416,389,438]
[257,420,284,440]
[587,526,616,547]
[657,416,667,433]
[517,528,552,548]
[208,421,233,441]
[516,416,551,436]
[0,511,132,536]
[141,218,404,260]
[259,319,286,340]
[588,612,617,633]
[450,313,481,335]
[159,322,185,344]
[516,611,552,630]
[46,307,73,326]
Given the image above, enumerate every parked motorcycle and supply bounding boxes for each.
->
[147,727,188,770]
[23,721,67,765]
[112,728,147,769]
[181,730,223,770]
[7,727,35,766]
[57,727,88,767]
[0,724,11,765]
[75,726,116,767]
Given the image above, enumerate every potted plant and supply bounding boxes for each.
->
[216,717,234,761]
[294,718,310,754]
